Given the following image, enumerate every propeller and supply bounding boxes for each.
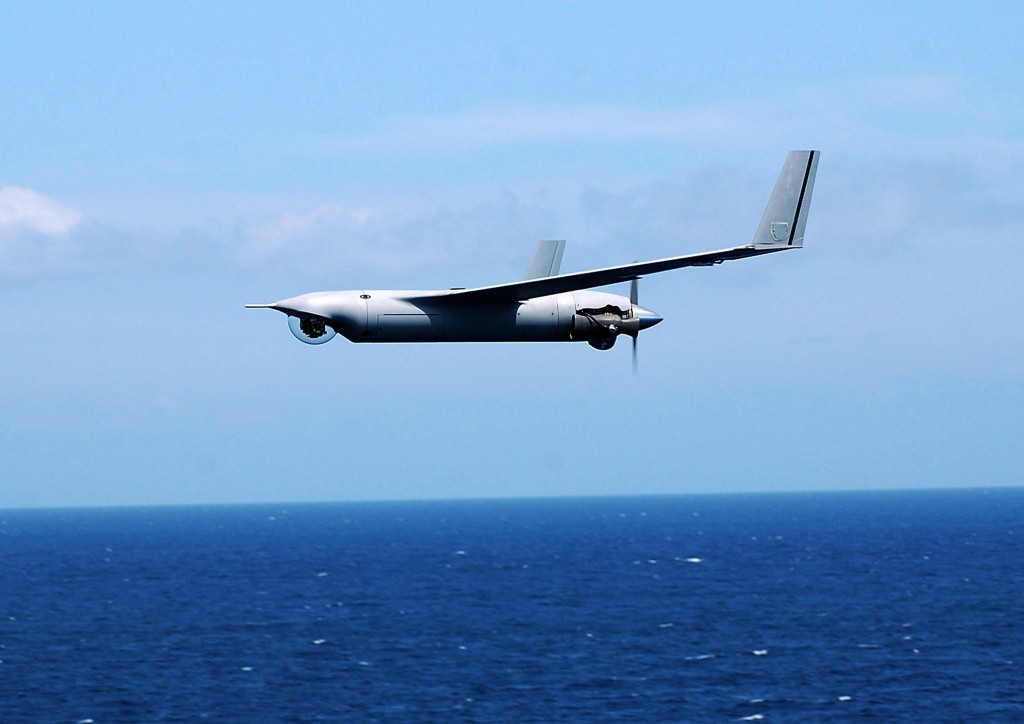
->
[630,277,639,375]
[627,276,664,373]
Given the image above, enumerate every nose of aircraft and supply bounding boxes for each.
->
[632,305,663,330]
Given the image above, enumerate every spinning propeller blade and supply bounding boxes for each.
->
[631,277,639,375]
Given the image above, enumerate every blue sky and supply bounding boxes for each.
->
[2,2,1022,508]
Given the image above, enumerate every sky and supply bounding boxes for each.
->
[2,1,1022,508]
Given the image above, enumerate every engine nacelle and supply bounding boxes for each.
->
[288,315,337,345]
[570,312,640,350]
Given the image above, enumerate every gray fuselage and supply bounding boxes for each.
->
[271,289,658,345]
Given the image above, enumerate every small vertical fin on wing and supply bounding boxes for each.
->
[752,150,819,249]
[521,239,566,280]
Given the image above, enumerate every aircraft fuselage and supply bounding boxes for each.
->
[267,288,662,347]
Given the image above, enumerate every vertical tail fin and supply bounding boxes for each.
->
[521,239,566,280]
[752,150,819,249]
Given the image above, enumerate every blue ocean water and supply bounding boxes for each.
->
[1,489,1022,722]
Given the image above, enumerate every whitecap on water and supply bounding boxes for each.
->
[752,649,768,656]
[686,557,703,563]
[739,715,765,721]
[312,639,326,645]
[838,695,852,701]
[685,654,716,661]
[241,666,253,672]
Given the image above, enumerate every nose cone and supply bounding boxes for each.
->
[256,292,347,320]
[633,305,663,330]
[246,291,365,341]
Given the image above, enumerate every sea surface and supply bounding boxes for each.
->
[1,489,1022,722]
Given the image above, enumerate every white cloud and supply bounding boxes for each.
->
[313,73,1023,162]
[323,103,745,153]
[0,188,224,281]
[241,204,381,259]
[0,187,88,279]
[235,194,559,287]
[0,186,82,236]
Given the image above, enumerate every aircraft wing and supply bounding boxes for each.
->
[424,244,784,303]
[422,150,818,304]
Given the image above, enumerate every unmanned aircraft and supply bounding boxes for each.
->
[247,150,818,369]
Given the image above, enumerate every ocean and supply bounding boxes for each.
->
[1,489,1022,721]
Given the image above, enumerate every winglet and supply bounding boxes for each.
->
[521,239,566,280]
[752,150,819,249]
